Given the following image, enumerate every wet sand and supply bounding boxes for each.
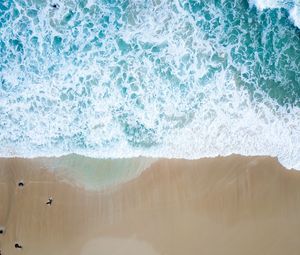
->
[1,155,300,255]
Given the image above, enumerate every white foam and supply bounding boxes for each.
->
[290,4,300,27]
[249,0,283,10]
[1,0,300,171]
[2,72,300,171]
[249,0,300,28]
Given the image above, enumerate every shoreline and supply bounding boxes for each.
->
[0,154,299,190]
[0,152,298,172]
[1,155,300,254]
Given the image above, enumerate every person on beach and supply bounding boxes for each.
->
[46,197,53,206]
[15,243,22,249]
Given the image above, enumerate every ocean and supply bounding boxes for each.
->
[1,0,300,170]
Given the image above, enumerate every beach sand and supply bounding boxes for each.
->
[1,155,300,255]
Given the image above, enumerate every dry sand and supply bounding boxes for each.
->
[1,155,300,255]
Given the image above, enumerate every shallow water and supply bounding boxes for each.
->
[0,0,300,169]
[41,155,155,190]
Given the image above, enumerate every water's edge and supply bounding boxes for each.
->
[1,154,296,191]
[40,154,157,190]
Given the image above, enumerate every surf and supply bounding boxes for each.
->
[0,0,300,170]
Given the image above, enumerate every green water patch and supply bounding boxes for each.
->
[42,154,156,190]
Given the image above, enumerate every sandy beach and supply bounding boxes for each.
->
[1,155,300,255]
[1,1,300,254]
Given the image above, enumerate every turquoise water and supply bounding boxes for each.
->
[0,0,300,169]
[41,155,155,189]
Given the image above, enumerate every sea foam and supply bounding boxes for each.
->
[249,0,300,28]
[0,0,300,170]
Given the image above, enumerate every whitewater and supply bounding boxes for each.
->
[249,0,300,28]
[0,0,300,170]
